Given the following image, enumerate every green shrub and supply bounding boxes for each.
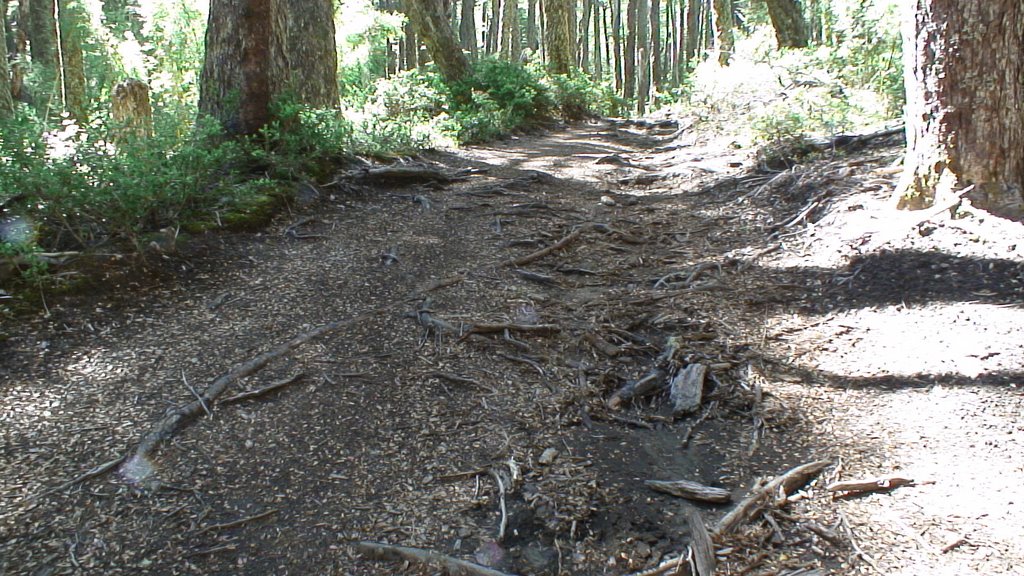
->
[546,69,624,119]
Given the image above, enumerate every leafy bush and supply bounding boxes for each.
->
[546,69,624,119]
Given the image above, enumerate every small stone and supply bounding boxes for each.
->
[538,448,559,465]
[600,195,617,206]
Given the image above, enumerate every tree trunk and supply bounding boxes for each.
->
[0,4,13,118]
[29,0,61,109]
[402,1,419,70]
[636,0,649,113]
[500,0,520,59]
[58,0,87,121]
[408,0,472,84]
[898,0,1024,220]
[460,0,478,57]
[764,0,808,48]
[650,0,661,89]
[711,0,731,65]
[623,0,636,99]
[525,0,538,51]
[684,0,699,65]
[272,0,338,109]
[592,2,602,80]
[111,78,153,140]
[612,0,622,92]
[543,0,574,74]
[485,0,499,53]
[579,0,591,71]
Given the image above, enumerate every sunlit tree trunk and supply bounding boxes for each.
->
[402,1,419,70]
[273,0,338,108]
[592,1,602,80]
[636,0,649,113]
[408,0,472,83]
[611,0,622,92]
[58,0,87,121]
[485,0,499,53]
[525,0,538,51]
[684,0,699,65]
[711,0,732,65]
[111,78,153,140]
[765,0,808,48]
[543,0,574,74]
[898,0,1024,220]
[807,0,823,44]
[500,0,520,59]
[11,0,28,102]
[460,0,478,57]
[0,5,13,118]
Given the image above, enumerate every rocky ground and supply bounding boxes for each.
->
[2,118,1022,576]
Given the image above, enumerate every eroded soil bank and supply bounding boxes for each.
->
[2,119,1022,576]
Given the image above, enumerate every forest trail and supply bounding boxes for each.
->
[2,119,1023,576]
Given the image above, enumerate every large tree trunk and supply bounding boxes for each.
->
[408,0,472,84]
[898,0,1024,220]
[272,0,338,109]
[684,0,700,65]
[543,0,574,74]
[764,0,808,48]
[579,0,591,71]
[0,4,13,118]
[58,0,87,121]
[711,0,732,65]
[460,0,478,57]
[402,0,419,70]
[500,0,520,59]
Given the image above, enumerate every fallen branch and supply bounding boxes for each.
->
[120,306,390,486]
[356,541,520,576]
[506,224,592,267]
[626,510,712,576]
[646,479,732,503]
[197,508,278,535]
[670,364,706,416]
[220,373,305,404]
[608,337,681,409]
[827,476,915,498]
[583,332,622,357]
[463,323,561,337]
[714,460,832,536]
[414,275,465,295]
[351,164,463,184]
[34,452,127,498]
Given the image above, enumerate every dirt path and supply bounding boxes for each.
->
[2,119,1022,576]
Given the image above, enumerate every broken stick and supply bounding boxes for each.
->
[827,476,916,497]
[645,479,732,503]
[505,224,593,267]
[356,541,519,576]
[670,363,706,416]
[220,373,305,404]
[714,460,832,536]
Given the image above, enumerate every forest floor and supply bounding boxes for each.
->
[2,118,1023,576]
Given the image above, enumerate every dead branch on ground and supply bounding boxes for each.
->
[197,509,278,535]
[827,476,916,498]
[506,224,593,267]
[608,337,681,409]
[670,363,706,416]
[645,479,732,503]
[220,373,305,404]
[714,460,832,536]
[356,541,520,576]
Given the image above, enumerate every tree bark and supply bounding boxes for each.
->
[273,0,338,109]
[898,0,1024,220]
[623,0,636,98]
[579,0,591,71]
[611,0,622,92]
[711,0,732,65]
[543,0,574,74]
[58,0,87,121]
[765,0,809,48]
[485,0,499,53]
[460,0,478,56]
[636,0,649,113]
[0,4,13,118]
[500,0,520,59]
[29,0,61,108]
[111,78,153,140]
[402,0,419,70]
[408,0,472,84]
[525,0,538,51]
[592,1,602,80]
[650,0,661,89]
[684,0,700,66]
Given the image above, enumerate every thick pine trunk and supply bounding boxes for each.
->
[899,0,1024,220]
[29,0,61,108]
[408,0,472,84]
[460,0,478,56]
[402,1,419,70]
[711,0,732,65]
[273,0,338,109]
[543,0,574,74]
[765,0,808,48]
[684,0,699,65]
[579,0,591,71]
[0,5,12,118]
[58,0,87,121]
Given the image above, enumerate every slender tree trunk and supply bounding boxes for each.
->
[460,0,478,57]
[402,1,419,70]
[543,0,574,74]
[29,0,61,110]
[765,0,808,48]
[500,0,520,59]
[485,0,499,53]
[702,0,712,52]
[898,0,1024,220]
[711,0,732,65]
[592,1,602,80]
[623,0,636,99]
[650,0,661,90]
[11,0,28,102]
[58,0,86,121]
[579,0,591,71]
[612,0,622,92]
[636,0,649,113]
[525,0,538,51]
[0,4,13,118]
[807,0,823,44]
[408,0,472,84]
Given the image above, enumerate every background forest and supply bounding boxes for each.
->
[0,0,900,286]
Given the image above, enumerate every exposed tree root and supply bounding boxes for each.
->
[356,541,520,576]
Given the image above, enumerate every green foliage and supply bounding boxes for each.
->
[827,1,903,115]
[546,69,625,119]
